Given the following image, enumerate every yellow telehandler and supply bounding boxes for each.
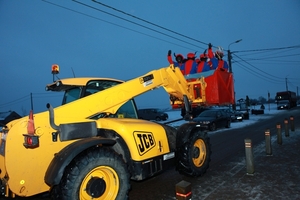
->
[0,64,234,199]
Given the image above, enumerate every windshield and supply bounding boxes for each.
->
[63,87,82,105]
[151,109,160,113]
[278,100,289,105]
[90,100,138,119]
[199,110,216,117]
[61,80,122,105]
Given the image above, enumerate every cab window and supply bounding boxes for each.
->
[115,100,138,119]
[84,80,120,96]
[62,87,82,105]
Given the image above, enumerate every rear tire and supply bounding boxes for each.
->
[225,120,231,128]
[52,147,130,200]
[177,130,211,177]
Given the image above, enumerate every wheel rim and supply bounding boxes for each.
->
[80,166,119,200]
[192,139,207,167]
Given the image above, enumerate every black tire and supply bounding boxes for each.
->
[177,130,211,177]
[160,124,177,151]
[155,116,161,121]
[225,120,231,128]
[210,122,216,131]
[52,147,130,200]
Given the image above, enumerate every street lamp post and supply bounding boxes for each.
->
[227,39,242,73]
[227,39,242,110]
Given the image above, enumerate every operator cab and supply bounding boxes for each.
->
[46,78,122,105]
[45,78,139,119]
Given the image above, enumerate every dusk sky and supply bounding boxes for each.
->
[1,0,300,116]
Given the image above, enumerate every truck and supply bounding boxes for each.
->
[275,91,297,110]
[0,64,234,199]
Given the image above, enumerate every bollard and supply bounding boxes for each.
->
[265,129,272,155]
[290,116,295,132]
[244,138,255,175]
[175,180,192,200]
[284,118,289,137]
[276,123,282,145]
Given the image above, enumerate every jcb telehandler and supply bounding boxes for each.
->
[0,64,234,199]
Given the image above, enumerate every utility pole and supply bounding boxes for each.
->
[227,39,242,110]
[227,50,233,73]
[30,93,34,111]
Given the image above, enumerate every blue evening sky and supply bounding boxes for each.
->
[1,0,300,115]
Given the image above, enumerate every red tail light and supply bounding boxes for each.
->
[23,134,39,148]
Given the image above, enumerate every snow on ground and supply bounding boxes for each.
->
[160,104,300,199]
[162,103,285,132]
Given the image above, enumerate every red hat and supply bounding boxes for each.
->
[187,53,195,58]
[200,53,207,59]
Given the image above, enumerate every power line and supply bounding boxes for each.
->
[42,0,204,51]
[45,0,300,63]
[240,53,300,61]
[233,45,300,53]
[233,54,288,81]
[234,61,284,84]
[235,55,282,81]
[237,46,300,57]
[90,0,209,46]
[0,95,30,108]
[0,93,62,109]
[71,0,206,50]
[41,0,300,97]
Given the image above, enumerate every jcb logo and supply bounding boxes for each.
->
[134,131,156,155]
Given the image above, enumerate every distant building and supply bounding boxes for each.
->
[0,111,22,127]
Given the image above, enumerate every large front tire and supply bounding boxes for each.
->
[52,147,130,200]
[177,130,211,177]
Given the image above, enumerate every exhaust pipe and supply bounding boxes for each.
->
[46,103,59,130]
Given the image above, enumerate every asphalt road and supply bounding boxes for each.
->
[1,107,299,200]
[128,107,300,199]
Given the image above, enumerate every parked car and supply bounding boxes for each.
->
[192,109,231,131]
[220,108,244,122]
[181,106,210,119]
[138,108,169,121]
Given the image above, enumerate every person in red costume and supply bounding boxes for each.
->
[215,47,229,71]
[167,50,185,74]
[207,43,218,70]
[182,52,197,75]
[197,49,211,72]
[207,43,229,71]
